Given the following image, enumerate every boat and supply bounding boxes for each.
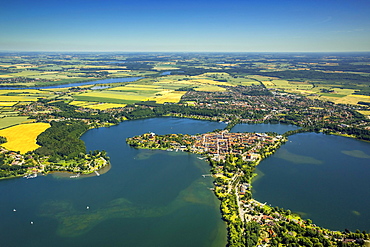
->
[70,173,80,178]
[24,173,37,179]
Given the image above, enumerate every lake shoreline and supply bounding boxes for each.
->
[125,124,370,245]
[0,76,143,90]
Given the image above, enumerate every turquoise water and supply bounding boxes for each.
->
[253,132,370,232]
[0,118,227,247]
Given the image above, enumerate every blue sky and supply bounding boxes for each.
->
[1,0,369,52]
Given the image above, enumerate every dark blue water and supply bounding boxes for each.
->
[1,119,368,246]
[231,123,299,134]
[0,77,142,90]
[0,118,227,247]
[253,132,370,232]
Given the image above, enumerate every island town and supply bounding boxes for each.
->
[0,52,370,246]
[0,82,369,245]
[126,131,370,246]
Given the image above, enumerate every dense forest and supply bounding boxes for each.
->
[50,101,118,123]
[35,120,89,161]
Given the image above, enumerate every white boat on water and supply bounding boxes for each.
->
[24,173,37,179]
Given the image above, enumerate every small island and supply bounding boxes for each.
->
[127,131,370,247]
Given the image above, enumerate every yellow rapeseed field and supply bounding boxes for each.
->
[0,123,50,153]
[151,91,186,103]
[0,96,38,102]
[357,110,370,116]
[69,100,88,106]
[321,94,370,105]
[0,102,18,106]
[85,103,127,110]
[0,89,48,94]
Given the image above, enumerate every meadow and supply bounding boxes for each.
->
[249,74,370,105]
[0,89,54,103]
[320,94,370,105]
[74,90,154,104]
[69,101,127,110]
[0,116,31,129]
[71,73,247,105]
[252,75,313,91]
[1,53,370,111]
[0,122,50,153]
[73,85,187,105]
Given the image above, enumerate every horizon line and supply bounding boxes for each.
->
[1,50,370,54]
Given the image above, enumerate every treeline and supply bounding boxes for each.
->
[257,70,370,83]
[0,164,32,178]
[283,127,320,137]
[270,215,331,247]
[35,120,89,161]
[0,136,6,144]
[242,90,272,96]
[124,104,265,121]
[50,101,119,123]
[170,67,221,76]
[323,123,370,141]
[283,122,370,141]
[358,101,370,105]
[312,63,370,74]
[124,62,154,71]
[124,104,221,119]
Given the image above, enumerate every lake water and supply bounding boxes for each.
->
[231,123,299,134]
[0,118,227,247]
[253,132,370,232]
[0,77,142,90]
[1,119,369,246]
[160,71,172,75]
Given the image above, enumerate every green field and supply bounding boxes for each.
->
[1,53,370,108]
[70,100,127,110]
[0,116,31,129]
[71,73,248,105]
[73,95,139,104]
